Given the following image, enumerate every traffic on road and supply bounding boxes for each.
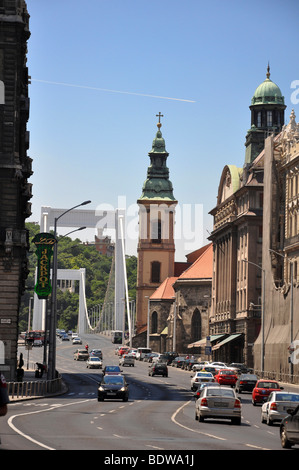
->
[1,332,299,451]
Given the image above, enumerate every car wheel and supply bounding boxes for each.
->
[123,397,128,402]
[266,414,273,426]
[261,412,266,424]
[199,414,204,422]
[231,417,241,425]
[280,426,293,448]
[195,410,198,420]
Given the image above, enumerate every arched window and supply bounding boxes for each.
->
[151,261,161,283]
[151,311,158,333]
[191,309,201,342]
[257,111,261,127]
[267,111,272,127]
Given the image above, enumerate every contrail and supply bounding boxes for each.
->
[31,78,196,103]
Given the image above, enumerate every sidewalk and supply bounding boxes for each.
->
[8,368,68,402]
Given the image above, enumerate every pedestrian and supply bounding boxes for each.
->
[0,371,9,417]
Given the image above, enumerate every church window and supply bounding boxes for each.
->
[267,111,273,127]
[257,111,261,127]
[191,309,201,343]
[151,261,161,283]
[151,311,158,333]
[151,219,162,243]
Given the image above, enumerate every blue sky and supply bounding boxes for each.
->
[26,0,299,260]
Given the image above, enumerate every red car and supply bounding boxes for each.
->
[214,369,238,386]
[252,380,283,405]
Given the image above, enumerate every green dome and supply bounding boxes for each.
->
[251,66,284,106]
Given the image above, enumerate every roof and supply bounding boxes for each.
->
[150,276,177,300]
[177,243,213,280]
[251,66,284,106]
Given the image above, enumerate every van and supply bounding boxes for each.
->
[136,347,152,361]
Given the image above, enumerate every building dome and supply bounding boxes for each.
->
[251,65,284,106]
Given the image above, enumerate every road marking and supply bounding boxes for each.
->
[146,444,164,450]
[245,443,271,450]
[171,401,227,441]
[7,399,91,450]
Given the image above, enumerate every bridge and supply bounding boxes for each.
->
[32,205,132,342]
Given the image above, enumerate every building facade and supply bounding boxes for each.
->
[136,117,177,334]
[208,68,286,368]
[0,1,32,381]
[254,112,299,380]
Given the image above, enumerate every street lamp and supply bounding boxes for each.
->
[47,200,91,380]
[242,259,265,375]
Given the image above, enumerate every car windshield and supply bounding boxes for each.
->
[106,366,120,371]
[90,357,100,361]
[258,382,279,389]
[197,372,213,377]
[206,388,235,397]
[240,374,257,379]
[103,376,124,385]
[220,370,235,375]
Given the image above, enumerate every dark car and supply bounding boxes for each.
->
[148,362,168,377]
[228,363,249,374]
[98,374,129,402]
[280,405,299,448]
[102,365,122,375]
[235,374,258,393]
[171,356,186,368]
[183,359,196,370]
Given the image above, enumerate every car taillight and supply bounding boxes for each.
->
[240,381,245,384]
[270,402,277,411]
[234,399,241,408]
[201,398,208,406]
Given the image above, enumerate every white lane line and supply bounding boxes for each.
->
[7,399,91,450]
[171,400,227,441]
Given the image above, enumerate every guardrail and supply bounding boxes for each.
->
[254,370,299,385]
[7,374,62,400]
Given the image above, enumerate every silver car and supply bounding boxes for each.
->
[195,385,241,425]
[191,371,214,391]
[86,356,103,369]
[261,391,299,425]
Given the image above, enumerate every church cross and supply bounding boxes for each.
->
[156,112,164,123]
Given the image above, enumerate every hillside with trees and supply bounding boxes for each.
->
[19,223,137,333]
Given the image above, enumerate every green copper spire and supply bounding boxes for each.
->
[139,114,176,201]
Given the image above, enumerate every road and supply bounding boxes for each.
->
[1,333,297,452]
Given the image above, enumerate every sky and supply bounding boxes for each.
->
[26,0,299,261]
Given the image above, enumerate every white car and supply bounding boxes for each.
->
[195,385,241,425]
[261,391,299,425]
[119,354,134,367]
[191,371,214,391]
[86,356,102,369]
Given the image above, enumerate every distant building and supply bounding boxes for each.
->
[0,1,32,381]
[94,228,114,257]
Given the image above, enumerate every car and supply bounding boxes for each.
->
[102,365,123,375]
[119,354,135,367]
[261,392,299,426]
[148,362,168,377]
[280,405,299,448]
[144,353,159,362]
[72,337,82,345]
[86,356,103,369]
[235,374,258,393]
[118,346,130,356]
[195,385,241,425]
[72,332,78,338]
[252,380,283,405]
[192,361,211,371]
[183,359,197,370]
[191,371,215,391]
[61,334,69,341]
[89,349,103,359]
[171,356,186,368]
[33,339,43,347]
[209,362,227,368]
[228,363,250,374]
[98,374,129,402]
[214,369,238,387]
[73,349,89,361]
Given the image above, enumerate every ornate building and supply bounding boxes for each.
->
[208,68,286,367]
[254,111,299,379]
[0,1,32,381]
[136,115,177,334]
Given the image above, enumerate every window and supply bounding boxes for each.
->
[267,111,272,127]
[257,111,261,128]
[151,219,161,243]
[191,309,201,342]
[151,261,161,283]
[151,311,158,334]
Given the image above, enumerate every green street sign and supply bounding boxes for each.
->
[32,232,57,299]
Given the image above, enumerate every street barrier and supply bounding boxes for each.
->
[7,374,62,400]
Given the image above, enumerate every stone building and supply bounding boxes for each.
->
[208,67,286,368]
[0,1,32,381]
[148,243,213,355]
[254,112,299,380]
[136,116,177,334]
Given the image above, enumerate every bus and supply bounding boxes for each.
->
[136,347,152,360]
[25,330,45,345]
[111,330,123,344]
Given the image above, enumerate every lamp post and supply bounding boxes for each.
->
[47,200,91,380]
[242,259,265,375]
[269,248,294,379]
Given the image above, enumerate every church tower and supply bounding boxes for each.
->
[136,114,177,334]
[245,65,286,165]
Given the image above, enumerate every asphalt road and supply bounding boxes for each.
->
[1,332,297,453]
